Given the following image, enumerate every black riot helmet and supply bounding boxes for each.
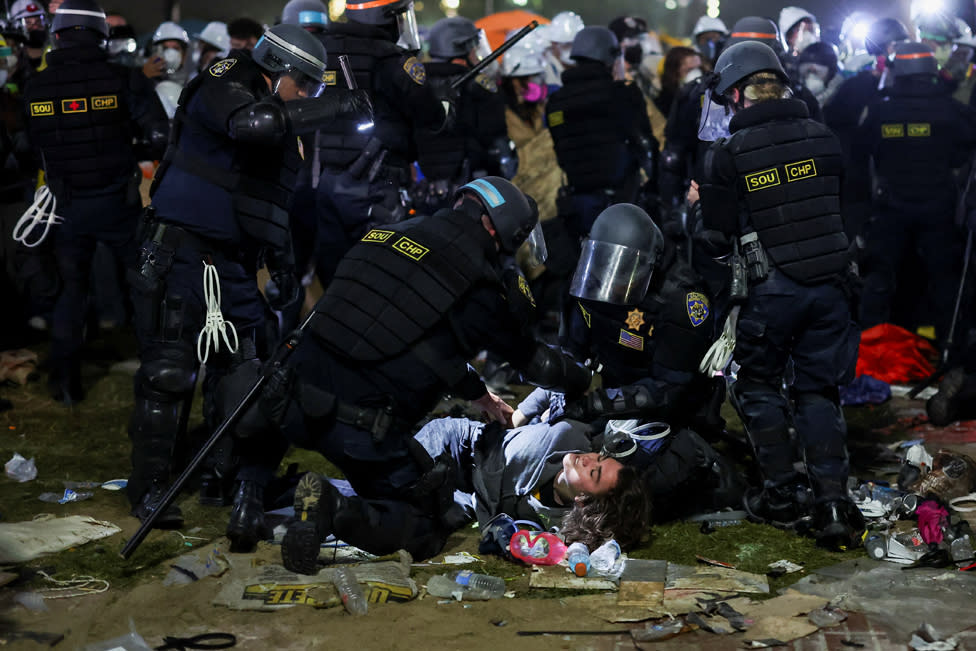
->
[570,26,621,67]
[281,0,329,31]
[891,41,938,78]
[864,18,910,55]
[570,203,664,305]
[724,16,785,56]
[252,23,328,97]
[428,16,479,60]
[455,177,545,262]
[714,40,789,96]
[51,0,109,38]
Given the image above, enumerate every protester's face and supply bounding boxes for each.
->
[561,452,622,497]
[679,53,702,80]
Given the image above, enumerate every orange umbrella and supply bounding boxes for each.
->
[475,10,549,49]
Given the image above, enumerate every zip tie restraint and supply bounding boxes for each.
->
[700,305,740,375]
[35,570,109,599]
[196,260,238,364]
[13,185,63,247]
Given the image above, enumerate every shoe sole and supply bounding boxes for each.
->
[282,473,326,575]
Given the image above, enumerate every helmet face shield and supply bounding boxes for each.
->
[698,87,733,142]
[523,221,548,267]
[475,28,492,61]
[395,3,420,52]
[277,67,326,98]
[570,239,653,305]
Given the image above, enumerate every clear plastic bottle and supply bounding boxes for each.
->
[589,539,621,574]
[427,570,505,600]
[566,542,590,577]
[332,566,368,615]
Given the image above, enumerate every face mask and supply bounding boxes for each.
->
[26,29,47,48]
[804,74,826,94]
[700,40,718,63]
[524,81,547,103]
[162,47,183,74]
[682,68,703,84]
[624,44,643,65]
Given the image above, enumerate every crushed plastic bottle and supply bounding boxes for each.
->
[589,539,621,574]
[427,570,506,600]
[333,566,368,615]
[566,542,590,577]
[38,489,93,504]
[5,452,36,482]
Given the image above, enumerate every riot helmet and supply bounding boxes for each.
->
[797,41,839,94]
[891,41,938,78]
[345,0,420,52]
[455,177,545,262]
[569,203,663,305]
[779,6,819,54]
[427,16,490,62]
[51,0,107,38]
[281,0,329,31]
[193,21,230,70]
[547,10,584,66]
[501,34,547,77]
[600,421,672,472]
[9,0,49,48]
[864,18,910,56]
[725,16,785,56]
[714,40,789,96]
[570,26,621,68]
[252,23,328,98]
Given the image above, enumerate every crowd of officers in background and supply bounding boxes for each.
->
[4,0,976,560]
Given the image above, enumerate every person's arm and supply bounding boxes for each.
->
[697,142,740,239]
[385,55,452,134]
[124,66,169,160]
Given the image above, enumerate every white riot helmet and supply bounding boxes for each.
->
[9,0,49,48]
[152,20,190,47]
[547,11,584,44]
[501,35,546,77]
[152,21,190,75]
[197,21,230,54]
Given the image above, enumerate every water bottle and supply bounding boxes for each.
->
[332,566,368,615]
[566,542,590,577]
[427,570,505,600]
[589,539,621,574]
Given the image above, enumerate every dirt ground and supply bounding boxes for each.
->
[2,333,976,650]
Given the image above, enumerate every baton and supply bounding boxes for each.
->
[338,54,356,89]
[451,21,540,90]
[121,313,314,559]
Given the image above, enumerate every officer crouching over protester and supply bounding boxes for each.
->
[126,23,370,541]
[227,177,593,564]
[691,41,863,550]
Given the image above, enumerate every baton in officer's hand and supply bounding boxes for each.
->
[338,54,374,132]
[451,20,540,90]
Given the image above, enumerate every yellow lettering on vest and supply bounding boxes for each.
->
[744,167,781,192]
[393,236,429,261]
[907,123,931,137]
[785,158,817,182]
[361,229,394,243]
[91,95,118,110]
[882,123,904,138]
[29,101,54,116]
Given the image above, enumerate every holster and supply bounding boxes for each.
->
[739,232,769,283]
[729,239,749,303]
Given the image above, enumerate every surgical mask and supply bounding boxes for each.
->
[804,73,826,95]
[524,81,547,102]
[682,67,703,84]
[162,47,183,74]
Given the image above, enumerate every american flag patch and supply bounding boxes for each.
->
[618,329,644,351]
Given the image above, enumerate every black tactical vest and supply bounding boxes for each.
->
[316,25,409,169]
[153,53,301,265]
[23,45,135,191]
[310,210,499,363]
[546,63,639,192]
[723,99,848,284]
[580,258,713,387]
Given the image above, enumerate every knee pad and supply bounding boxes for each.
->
[139,352,197,396]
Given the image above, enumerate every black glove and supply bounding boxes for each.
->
[342,88,374,124]
[265,269,300,312]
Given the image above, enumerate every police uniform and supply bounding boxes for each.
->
[546,62,655,239]
[23,41,167,401]
[413,61,510,213]
[699,96,857,513]
[127,50,302,514]
[312,21,447,286]
[855,71,976,340]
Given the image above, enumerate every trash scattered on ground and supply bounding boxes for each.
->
[80,631,154,651]
[4,452,36,482]
[0,515,120,563]
[696,555,735,569]
[663,562,769,613]
[630,617,688,642]
[440,552,479,564]
[38,488,94,504]
[13,591,47,612]
[767,559,804,576]
[100,479,127,491]
[910,622,959,651]
[163,547,231,586]
[617,559,666,609]
[509,530,567,565]
[807,604,848,627]
[686,610,735,635]
[528,563,618,590]
[427,570,506,600]
[0,630,65,647]
[33,570,109,599]
[735,590,825,644]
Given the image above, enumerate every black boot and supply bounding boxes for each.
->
[282,473,340,575]
[743,481,813,529]
[48,360,84,406]
[130,481,184,529]
[813,499,866,551]
[226,481,269,553]
[927,367,966,426]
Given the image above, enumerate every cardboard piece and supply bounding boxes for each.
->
[617,559,667,609]
[0,515,120,563]
[663,563,768,613]
[737,590,826,643]
[527,563,618,590]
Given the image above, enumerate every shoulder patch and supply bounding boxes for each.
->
[209,58,237,78]
[686,292,710,327]
[548,110,564,127]
[403,56,426,85]
[517,274,536,307]
[29,101,54,117]
[474,73,497,92]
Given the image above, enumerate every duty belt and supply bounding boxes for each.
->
[150,222,240,262]
[334,399,405,445]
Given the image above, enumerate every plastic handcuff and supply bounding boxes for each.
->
[155,633,237,650]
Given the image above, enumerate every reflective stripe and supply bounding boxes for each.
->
[56,8,106,18]
[347,0,401,8]
[895,52,935,60]
[731,31,778,39]
[261,29,325,71]
[298,10,328,25]
[466,178,505,207]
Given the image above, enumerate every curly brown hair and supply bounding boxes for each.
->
[558,465,651,551]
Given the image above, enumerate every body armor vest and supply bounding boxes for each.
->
[152,53,301,265]
[24,45,135,191]
[316,25,410,169]
[546,64,639,192]
[581,258,713,388]
[310,211,499,363]
[724,100,848,284]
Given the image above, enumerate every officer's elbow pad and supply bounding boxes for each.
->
[661,147,684,175]
[228,100,289,146]
[284,96,351,136]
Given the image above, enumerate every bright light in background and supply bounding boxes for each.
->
[512,0,527,6]
[706,0,720,18]
[850,21,870,42]
[911,0,946,19]
[442,0,459,8]
[665,0,677,10]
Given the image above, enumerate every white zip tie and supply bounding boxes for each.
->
[700,305,740,375]
[196,260,238,364]
[13,185,63,248]
[35,570,109,599]
[950,493,976,513]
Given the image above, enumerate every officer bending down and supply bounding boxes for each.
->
[232,177,591,564]
[126,24,368,538]
[694,41,863,550]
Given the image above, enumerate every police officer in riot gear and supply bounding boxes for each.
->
[232,177,591,566]
[695,41,863,550]
[855,42,976,341]
[127,23,369,538]
[281,0,329,34]
[412,16,514,214]
[311,0,452,287]
[22,0,168,404]
[546,26,656,241]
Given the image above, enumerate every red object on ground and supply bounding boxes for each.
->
[855,324,938,384]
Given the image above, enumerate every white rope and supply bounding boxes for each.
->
[196,260,238,364]
[700,305,740,375]
[13,185,63,248]
[950,493,976,513]
[35,570,109,599]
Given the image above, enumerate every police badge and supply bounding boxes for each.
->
[686,292,710,327]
